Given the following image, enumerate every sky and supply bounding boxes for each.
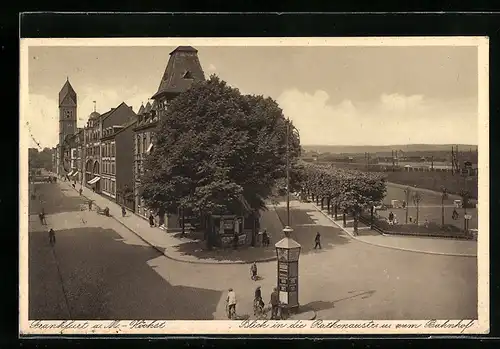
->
[26,45,479,149]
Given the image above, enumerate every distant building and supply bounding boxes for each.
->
[133,46,205,227]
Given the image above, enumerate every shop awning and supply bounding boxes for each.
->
[88,176,101,185]
[67,170,75,176]
[146,143,153,154]
[70,170,79,177]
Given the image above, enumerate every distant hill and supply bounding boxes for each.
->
[302,144,478,155]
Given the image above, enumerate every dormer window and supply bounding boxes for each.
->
[182,70,193,79]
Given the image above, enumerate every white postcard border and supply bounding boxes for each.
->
[19,36,490,335]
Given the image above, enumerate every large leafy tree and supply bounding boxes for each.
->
[140,75,301,225]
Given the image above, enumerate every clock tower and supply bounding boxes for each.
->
[58,78,77,174]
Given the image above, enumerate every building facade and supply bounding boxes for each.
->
[98,102,137,198]
[84,110,102,192]
[58,79,77,176]
[133,46,206,228]
[115,119,137,212]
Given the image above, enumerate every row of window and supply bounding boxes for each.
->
[135,131,155,156]
[103,178,116,196]
[86,146,100,157]
[102,160,116,175]
[102,142,116,158]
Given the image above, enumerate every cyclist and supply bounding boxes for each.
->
[226,288,237,319]
[254,286,264,316]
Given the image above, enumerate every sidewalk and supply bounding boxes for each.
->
[307,200,477,257]
[60,182,280,265]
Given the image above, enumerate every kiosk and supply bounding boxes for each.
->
[275,226,301,313]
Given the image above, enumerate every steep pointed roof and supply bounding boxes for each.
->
[138,104,145,115]
[144,101,152,113]
[152,46,205,99]
[59,79,77,107]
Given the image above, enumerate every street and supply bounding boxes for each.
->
[28,181,478,320]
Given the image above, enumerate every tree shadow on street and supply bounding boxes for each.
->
[29,226,222,320]
[174,239,277,263]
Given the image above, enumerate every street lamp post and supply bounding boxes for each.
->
[275,226,301,316]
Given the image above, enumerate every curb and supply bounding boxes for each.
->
[65,183,277,265]
[310,202,477,258]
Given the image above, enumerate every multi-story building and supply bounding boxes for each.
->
[84,109,102,191]
[115,119,137,211]
[66,128,84,184]
[86,103,136,199]
[133,45,206,228]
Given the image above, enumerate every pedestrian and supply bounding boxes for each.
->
[79,188,83,196]
[72,183,75,189]
[121,205,126,217]
[226,288,237,319]
[39,208,47,225]
[88,200,92,211]
[452,209,459,220]
[270,287,280,319]
[424,219,429,229]
[233,234,239,250]
[314,232,322,249]
[409,216,413,223]
[250,262,258,280]
[149,213,155,227]
[48,228,56,246]
[262,229,269,247]
[388,211,394,225]
[402,200,406,209]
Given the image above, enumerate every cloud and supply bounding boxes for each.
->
[380,93,424,112]
[277,89,478,146]
[24,94,59,149]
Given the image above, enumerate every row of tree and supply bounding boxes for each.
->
[298,162,387,234]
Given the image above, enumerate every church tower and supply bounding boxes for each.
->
[58,78,77,173]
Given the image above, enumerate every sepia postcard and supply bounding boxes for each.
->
[19,37,489,335]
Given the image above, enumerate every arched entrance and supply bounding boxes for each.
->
[85,159,93,184]
[92,160,101,193]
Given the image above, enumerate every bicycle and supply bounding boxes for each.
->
[226,302,236,320]
[253,299,266,319]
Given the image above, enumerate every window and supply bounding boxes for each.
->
[111,143,115,157]
[142,137,147,155]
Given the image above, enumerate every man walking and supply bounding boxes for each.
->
[270,287,280,319]
[314,232,322,249]
[48,228,56,246]
[149,213,155,227]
